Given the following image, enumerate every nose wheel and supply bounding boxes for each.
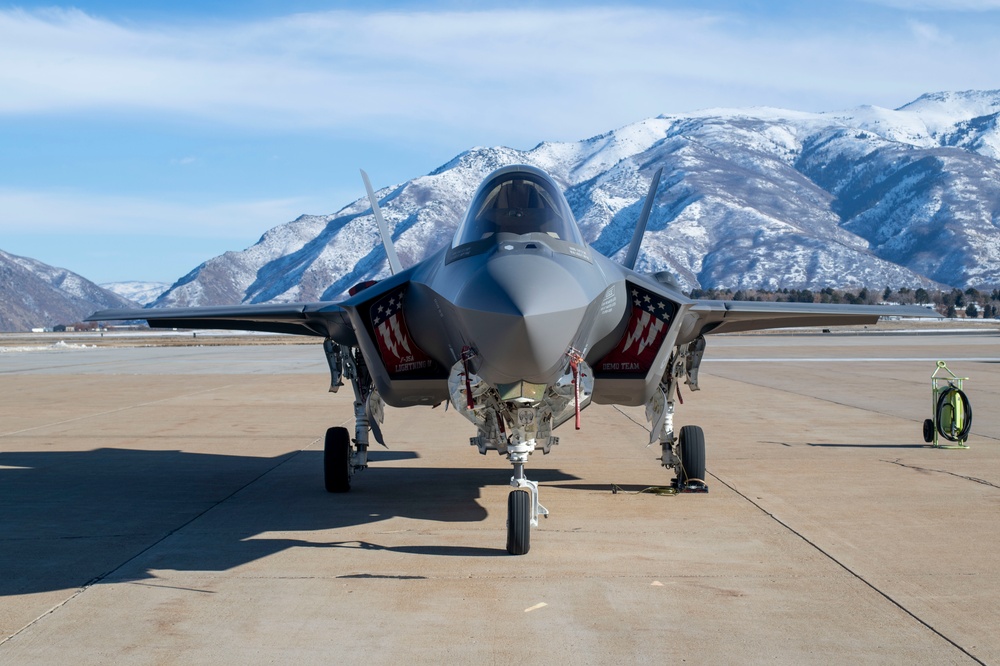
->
[507,453,547,555]
[507,489,531,554]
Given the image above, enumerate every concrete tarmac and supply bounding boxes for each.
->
[1,333,998,664]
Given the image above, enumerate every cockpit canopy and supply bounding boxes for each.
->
[452,165,584,248]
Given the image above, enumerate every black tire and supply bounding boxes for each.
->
[923,418,935,444]
[679,425,706,485]
[507,489,531,555]
[324,426,352,493]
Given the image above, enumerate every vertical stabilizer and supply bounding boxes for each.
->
[360,170,404,275]
[622,168,663,271]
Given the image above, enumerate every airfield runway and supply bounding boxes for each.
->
[1,332,998,664]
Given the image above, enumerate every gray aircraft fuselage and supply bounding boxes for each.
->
[338,164,687,411]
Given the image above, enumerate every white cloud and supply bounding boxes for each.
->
[0,10,706,134]
[906,19,953,42]
[0,187,315,238]
[0,6,997,143]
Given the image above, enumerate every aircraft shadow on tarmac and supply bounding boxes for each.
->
[0,447,579,596]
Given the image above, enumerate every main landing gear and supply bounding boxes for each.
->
[322,340,384,494]
[324,426,352,493]
[650,339,709,493]
[676,424,707,491]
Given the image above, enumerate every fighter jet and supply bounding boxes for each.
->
[90,164,939,554]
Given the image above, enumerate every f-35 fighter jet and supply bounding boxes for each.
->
[91,165,938,554]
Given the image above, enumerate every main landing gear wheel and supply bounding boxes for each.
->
[324,426,352,493]
[678,424,708,492]
[507,489,531,555]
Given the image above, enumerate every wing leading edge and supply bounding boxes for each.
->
[681,299,941,340]
[87,302,357,345]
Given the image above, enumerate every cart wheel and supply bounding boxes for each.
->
[922,418,934,444]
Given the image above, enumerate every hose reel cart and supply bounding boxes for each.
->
[923,361,972,449]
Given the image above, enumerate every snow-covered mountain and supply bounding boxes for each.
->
[152,90,1000,307]
[100,281,170,306]
[0,249,138,332]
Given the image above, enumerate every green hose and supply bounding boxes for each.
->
[936,384,972,442]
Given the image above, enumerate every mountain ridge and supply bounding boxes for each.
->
[0,249,138,332]
[83,91,1000,309]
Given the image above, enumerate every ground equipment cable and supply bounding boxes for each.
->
[936,384,972,442]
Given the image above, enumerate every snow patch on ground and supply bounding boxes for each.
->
[0,340,96,353]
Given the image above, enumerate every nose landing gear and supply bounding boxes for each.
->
[506,446,549,555]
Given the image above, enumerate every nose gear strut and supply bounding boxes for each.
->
[447,350,593,554]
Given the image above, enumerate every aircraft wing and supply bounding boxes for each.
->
[87,302,356,345]
[683,299,942,338]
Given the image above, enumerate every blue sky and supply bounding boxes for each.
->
[2,1,999,284]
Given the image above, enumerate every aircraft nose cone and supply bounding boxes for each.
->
[455,253,590,384]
